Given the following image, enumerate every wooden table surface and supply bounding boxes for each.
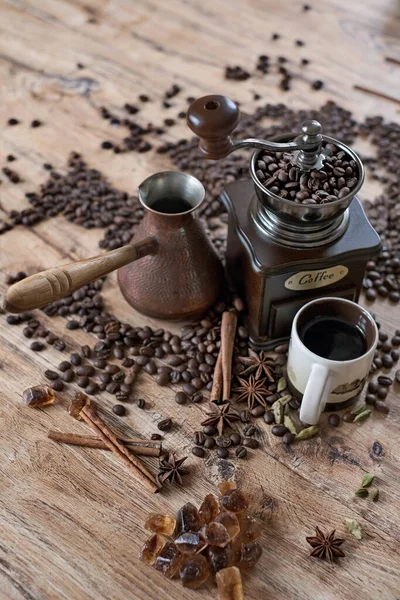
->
[0,1,399,599]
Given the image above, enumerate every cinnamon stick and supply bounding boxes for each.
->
[80,402,160,492]
[220,310,238,400]
[385,56,400,67]
[48,430,162,457]
[353,85,400,106]
[210,350,223,402]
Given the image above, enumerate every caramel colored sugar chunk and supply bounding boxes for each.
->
[220,490,249,513]
[68,392,89,419]
[145,513,176,537]
[208,545,231,573]
[176,502,201,534]
[174,532,205,554]
[215,511,240,539]
[239,541,263,568]
[218,481,237,495]
[154,542,183,578]
[216,566,243,600]
[179,554,210,589]
[237,511,262,543]
[23,385,55,408]
[199,493,220,524]
[140,534,165,565]
[201,522,230,548]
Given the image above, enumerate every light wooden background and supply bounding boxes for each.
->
[0,1,399,599]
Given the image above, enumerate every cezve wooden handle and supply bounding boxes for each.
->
[3,237,158,313]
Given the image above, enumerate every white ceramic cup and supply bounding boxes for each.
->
[287,297,378,425]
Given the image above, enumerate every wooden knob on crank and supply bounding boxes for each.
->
[186,95,240,159]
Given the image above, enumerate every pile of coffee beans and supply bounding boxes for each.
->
[255,142,359,204]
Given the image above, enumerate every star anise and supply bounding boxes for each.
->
[233,375,272,409]
[201,402,240,436]
[239,350,276,381]
[306,527,345,562]
[157,452,188,486]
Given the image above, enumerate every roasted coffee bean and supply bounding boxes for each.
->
[377,386,388,399]
[105,364,120,374]
[77,376,89,388]
[112,404,126,416]
[175,391,188,405]
[375,401,390,414]
[235,446,247,458]
[242,424,257,436]
[137,398,146,409]
[66,319,79,330]
[368,381,379,393]
[373,357,383,369]
[112,371,124,382]
[204,436,215,449]
[58,361,71,372]
[44,369,59,380]
[100,372,112,384]
[391,350,399,362]
[251,405,265,418]
[36,326,49,337]
[85,381,99,395]
[53,339,66,352]
[263,411,275,424]
[81,345,91,358]
[216,448,229,459]
[183,383,196,396]
[77,365,95,377]
[94,358,107,369]
[271,425,289,437]
[365,394,377,406]
[50,379,64,392]
[193,431,205,446]
[343,412,354,423]
[282,432,295,445]
[382,354,393,368]
[191,392,204,403]
[158,418,172,431]
[144,361,157,375]
[106,382,120,394]
[155,372,170,386]
[61,369,74,382]
[70,353,82,366]
[229,433,241,446]
[203,425,217,436]
[135,355,149,366]
[240,410,251,423]
[381,341,392,353]
[328,414,340,427]
[23,327,34,338]
[151,433,162,441]
[192,446,206,458]
[395,369,400,384]
[391,336,400,347]
[30,341,44,351]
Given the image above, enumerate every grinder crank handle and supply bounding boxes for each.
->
[187,94,323,165]
[3,237,158,313]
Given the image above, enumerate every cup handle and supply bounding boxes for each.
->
[299,364,333,425]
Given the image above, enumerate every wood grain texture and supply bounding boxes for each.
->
[0,1,400,599]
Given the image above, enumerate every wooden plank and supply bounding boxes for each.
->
[0,0,400,599]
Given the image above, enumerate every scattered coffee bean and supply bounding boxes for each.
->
[251,405,265,418]
[58,361,71,372]
[50,379,64,392]
[395,370,400,384]
[77,365,95,377]
[343,412,355,423]
[44,369,59,380]
[61,369,74,382]
[158,418,172,431]
[77,376,89,388]
[175,391,188,405]
[216,448,229,459]
[382,354,393,369]
[112,404,126,416]
[137,398,146,409]
[155,372,170,386]
[30,341,44,352]
[242,424,257,437]
[204,437,215,449]
[235,446,247,458]
[328,414,340,427]
[263,411,275,424]
[192,392,204,403]
[216,436,231,448]
[242,437,259,448]
[229,433,241,446]
[203,424,217,436]
[271,425,289,437]
[365,394,377,406]
[240,410,251,423]
[377,386,388,399]
[70,353,82,366]
[282,432,295,445]
[193,432,205,446]
[375,401,390,414]
[192,446,206,458]
[151,433,162,441]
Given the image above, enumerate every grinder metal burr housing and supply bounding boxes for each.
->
[187,95,381,348]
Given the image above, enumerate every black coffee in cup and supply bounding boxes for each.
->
[300,316,366,361]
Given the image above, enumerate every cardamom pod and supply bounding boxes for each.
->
[352,404,367,416]
[355,488,368,498]
[369,487,379,502]
[295,425,318,441]
[279,395,292,406]
[283,415,297,435]
[353,409,372,423]
[273,400,284,425]
[277,377,287,393]
[361,473,375,488]
[345,518,362,540]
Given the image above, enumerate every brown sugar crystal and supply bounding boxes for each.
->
[201,522,230,548]
[154,542,183,578]
[215,511,240,539]
[22,385,55,407]
[179,554,210,589]
[218,480,237,495]
[145,513,176,537]
[199,493,220,524]
[174,532,205,554]
[216,566,244,600]
[220,489,249,513]
[140,534,165,565]
[176,502,201,534]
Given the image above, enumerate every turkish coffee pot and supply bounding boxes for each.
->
[3,171,223,320]
[187,95,381,347]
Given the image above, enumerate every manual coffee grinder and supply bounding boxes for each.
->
[187,95,381,348]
